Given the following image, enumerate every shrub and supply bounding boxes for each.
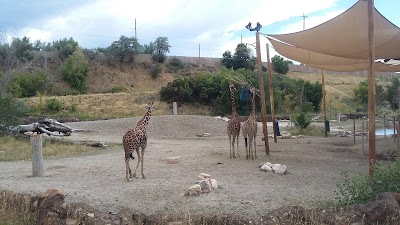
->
[168,57,184,69]
[336,161,400,206]
[0,95,27,136]
[46,98,62,112]
[110,86,127,93]
[150,64,162,79]
[7,71,47,98]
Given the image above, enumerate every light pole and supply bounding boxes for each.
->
[246,22,270,155]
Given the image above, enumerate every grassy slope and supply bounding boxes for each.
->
[286,72,392,114]
[23,61,391,118]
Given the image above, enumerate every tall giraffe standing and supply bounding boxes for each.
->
[242,88,258,159]
[122,102,155,182]
[227,83,241,158]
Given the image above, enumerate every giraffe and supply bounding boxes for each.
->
[227,83,241,158]
[122,102,155,182]
[242,87,258,159]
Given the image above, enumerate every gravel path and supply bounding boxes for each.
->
[1,115,387,218]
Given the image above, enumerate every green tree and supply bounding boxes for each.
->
[221,51,234,69]
[222,44,256,70]
[387,78,400,110]
[152,37,170,63]
[143,42,155,54]
[271,55,293,74]
[354,80,387,109]
[12,36,33,61]
[52,37,79,60]
[107,35,142,63]
[0,95,27,136]
[61,48,89,93]
[0,34,17,96]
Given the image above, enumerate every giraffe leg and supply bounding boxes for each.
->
[249,135,254,159]
[231,135,236,158]
[236,135,240,157]
[125,159,131,182]
[253,133,257,159]
[133,148,140,178]
[228,134,232,159]
[141,148,146,179]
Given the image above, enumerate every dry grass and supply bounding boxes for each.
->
[286,72,392,113]
[0,136,102,161]
[0,191,36,225]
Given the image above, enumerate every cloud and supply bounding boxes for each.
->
[4,0,342,58]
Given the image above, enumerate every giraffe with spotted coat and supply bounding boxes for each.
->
[122,102,155,182]
[227,83,241,158]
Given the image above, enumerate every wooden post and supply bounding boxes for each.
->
[172,102,178,115]
[383,115,386,138]
[394,116,396,143]
[266,43,277,143]
[31,134,44,177]
[397,115,400,153]
[367,0,376,176]
[362,122,365,156]
[321,69,328,137]
[353,117,356,144]
[256,31,270,155]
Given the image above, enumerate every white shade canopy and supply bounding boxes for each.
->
[267,0,400,72]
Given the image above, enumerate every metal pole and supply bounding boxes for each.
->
[321,69,327,137]
[256,32,270,155]
[367,0,376,176]
[266,43,277,143]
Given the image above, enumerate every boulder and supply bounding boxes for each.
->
[184,184,202,196]
[260,164,273,172]
[33,188,67,225]
[210,179,219,189]
[197,179,212,193]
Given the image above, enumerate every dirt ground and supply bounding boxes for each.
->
[0,115,397,218]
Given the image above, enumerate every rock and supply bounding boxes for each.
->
[272,164,287,174]
[198,173,211,179]
[33,188,67,225]
[210,179,219,189]
[184,184,202,196]
[260,164,272,172]
[197,180,212,193]
[196,133,211,137]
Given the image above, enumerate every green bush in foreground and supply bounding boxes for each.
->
[335,160,400,206]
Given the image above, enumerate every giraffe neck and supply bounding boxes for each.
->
[250,91,256,118]
[230,89,237,117]
[136,108,152,128]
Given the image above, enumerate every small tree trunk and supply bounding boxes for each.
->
[31,134,44,177]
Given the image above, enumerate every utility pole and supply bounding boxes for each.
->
[135,18,137,39]
[301,12,307,30]
[199,44,200,58]
[246,22,270,155]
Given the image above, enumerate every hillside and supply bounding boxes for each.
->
[23,58,391,119]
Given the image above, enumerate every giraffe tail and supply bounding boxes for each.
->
[129,153,135,160]
[244,137,248,147]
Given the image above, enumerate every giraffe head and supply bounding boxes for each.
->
[146,102,155,113]
[229,83,236,92]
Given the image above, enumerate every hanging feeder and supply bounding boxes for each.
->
[240,85,251,102]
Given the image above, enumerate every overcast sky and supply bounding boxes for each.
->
[0,0,398,60]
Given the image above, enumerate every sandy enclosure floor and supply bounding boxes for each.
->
[0,115,395,218]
